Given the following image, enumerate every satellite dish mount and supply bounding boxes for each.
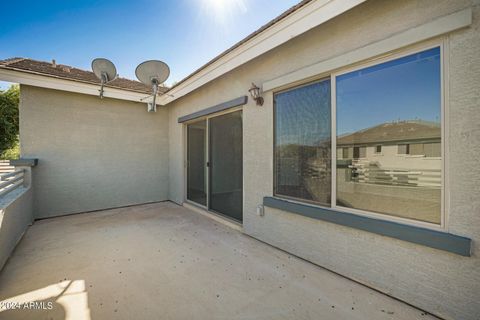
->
[98,72,108,98]
[135,60,170,112]
[91,58,117,99]
[150,78,159,109]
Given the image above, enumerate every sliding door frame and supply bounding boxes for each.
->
[185,118,208,209]
[183,106,244,222]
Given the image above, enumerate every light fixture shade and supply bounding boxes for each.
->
[248,82,264,106]
[249,83,260,99]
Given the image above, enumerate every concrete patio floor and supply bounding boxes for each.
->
[0,202,438,320]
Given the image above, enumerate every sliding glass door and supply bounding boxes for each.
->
[186,110,243,222]
[209,111,243,221]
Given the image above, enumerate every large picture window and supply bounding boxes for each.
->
[335,46,441,224]
[273,45,443,226]
[274,80,331,205]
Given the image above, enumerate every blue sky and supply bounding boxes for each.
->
[0,0,298,90]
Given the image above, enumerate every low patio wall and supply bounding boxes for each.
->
[0,185,33,271]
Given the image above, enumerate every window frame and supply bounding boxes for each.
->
[272,39,447,231]
[397,144,410,155]
[332,40,446,230]
[353,146,367,159]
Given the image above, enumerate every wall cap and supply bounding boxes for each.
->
[10,159,38,167]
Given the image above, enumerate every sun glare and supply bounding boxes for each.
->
[198,0,248,26]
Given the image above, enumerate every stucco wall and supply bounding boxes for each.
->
[20,86,169,219]
[167,1,480,319]
[0,187,33,270]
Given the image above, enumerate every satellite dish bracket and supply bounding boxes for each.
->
[91,58,117,99]
[149,79,160,112]
[99,72,110,99]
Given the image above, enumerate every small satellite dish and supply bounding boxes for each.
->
[135,60,170,112]
[91,58,117,99]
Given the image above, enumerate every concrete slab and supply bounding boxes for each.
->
[0,202,438,320]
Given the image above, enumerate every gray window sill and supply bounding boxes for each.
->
[263,196,471,257]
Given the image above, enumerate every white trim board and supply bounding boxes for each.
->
[0,68,149,104]
[262,8,472,92]
[158,0,366,105]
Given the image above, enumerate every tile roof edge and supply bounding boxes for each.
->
[0,64,154,94]
[0,57,27,66]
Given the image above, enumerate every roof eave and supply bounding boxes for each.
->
[1,66,151,94]
[0,67,153,104]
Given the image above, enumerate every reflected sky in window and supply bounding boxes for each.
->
[336,47,441,135]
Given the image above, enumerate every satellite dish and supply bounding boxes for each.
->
[135,60,170,112]
[91,58,117,99]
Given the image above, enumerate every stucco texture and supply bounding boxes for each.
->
[167,0,480,319]
[19,85,169,219]
[0,187,33,270]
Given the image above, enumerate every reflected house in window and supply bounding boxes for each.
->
[337,119,441,167]
[336,119,441,224]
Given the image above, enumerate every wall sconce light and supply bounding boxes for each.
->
[249,83,264,106]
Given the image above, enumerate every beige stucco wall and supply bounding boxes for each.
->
[167,1,480,319]
[20,85,169,219]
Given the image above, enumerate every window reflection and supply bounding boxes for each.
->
[336,47,442,224]
[275,80,331,205]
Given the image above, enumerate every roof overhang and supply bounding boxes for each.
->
[159,0,366,105]
[0,67,148,103]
